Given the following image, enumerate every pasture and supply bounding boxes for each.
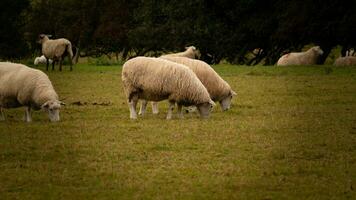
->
[0,64,355,199]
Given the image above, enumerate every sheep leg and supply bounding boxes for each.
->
[23,107,32,122]
[59,58,63,71]
[46,59,49,71]
[177,104,184,119]
[138,100,148,116]
[0,107,5,121]
[128,95,139,119]
[69,56,73,71]
[166,101,175,120]
[151,102,159,114]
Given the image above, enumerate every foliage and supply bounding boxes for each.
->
[1,0,356,64]
[0,0,29,59]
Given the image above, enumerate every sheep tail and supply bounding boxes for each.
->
[66,43,74,64]
[71,46,79,64]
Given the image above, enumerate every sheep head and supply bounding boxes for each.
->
[37,34,51,44]
[41,100,64,122]
[197,99,215,119]
[312,46,324,56]
[185,46,201,59]
[185,46,196,51]
[219,90,237,111]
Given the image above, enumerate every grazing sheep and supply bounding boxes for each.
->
[37,34,73,71]
[122,57,215,119]
[34,55,53,66]
[163,46,200,59]
[334,56,356,66]
[0,62,64,122]
[276,46,324,66]
[139,56,236,115]
[161,56,236,108]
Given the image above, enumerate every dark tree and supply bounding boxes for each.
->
[0,0,29,59]
[2,0,356,65]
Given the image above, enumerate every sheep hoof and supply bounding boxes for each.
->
[130,115,137,120]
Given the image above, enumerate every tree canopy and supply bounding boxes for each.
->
[1,0,355,65]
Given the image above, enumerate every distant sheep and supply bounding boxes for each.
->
[34,55,53,66]
[163,46,200,59]
[277,46,324,66]
[0,62,64,122]
[334,56,356,66]
[37,34,74,71]
[122,57,215,119]
[141,56,236,115]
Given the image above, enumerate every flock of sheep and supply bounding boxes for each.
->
[1,34,355,122]
[276,46,356,66]
[0,36,236,121]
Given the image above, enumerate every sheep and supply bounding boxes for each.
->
[139,56,236,115]
[34,55,53,66]
[0,62,64,122]
[122,57,215,119]
[37,34,74,71]
[276,46,324,66]
[334,56,356,66]
[163,46,200,59]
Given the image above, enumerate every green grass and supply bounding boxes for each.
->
[0,63,356,199]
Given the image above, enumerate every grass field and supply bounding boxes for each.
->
[0,63,355,199]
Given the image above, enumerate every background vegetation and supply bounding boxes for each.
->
[1,0,356,64]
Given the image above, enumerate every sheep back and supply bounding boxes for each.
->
[277,46,323,66]
[122,57,211,105]
[42,38,73,60]
[160,56,232,101]
[334,56,356,66]
[163,46,197,59]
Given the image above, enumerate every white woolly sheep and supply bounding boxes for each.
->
[139,56,237,115]
[277,46,324,66]
[122,57,215,119]
[34,55,53,66]
[37,34,74,71]
[334,56,356,66]
[163,46,200,59]
[0,62,64,122]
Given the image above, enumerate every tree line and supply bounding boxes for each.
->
[1,0,355,65]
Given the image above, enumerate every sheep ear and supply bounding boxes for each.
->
[209,99,216,106]
[41,102,49,109]
[60,101,66,106]
[231,90,237,96]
